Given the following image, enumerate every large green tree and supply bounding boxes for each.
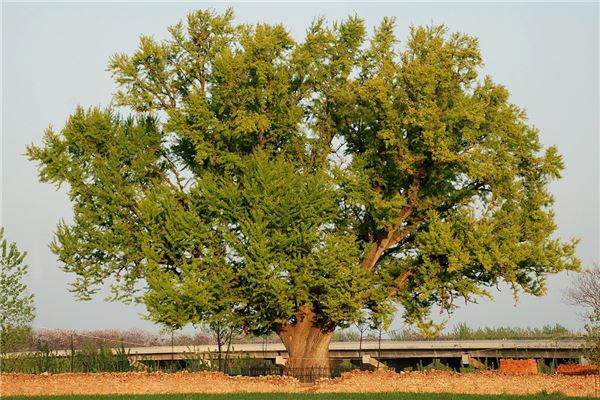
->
[0,228,35,352]
[28,9,579,372]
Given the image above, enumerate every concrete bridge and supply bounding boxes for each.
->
[123,339,587,368]
[7,339,587,370]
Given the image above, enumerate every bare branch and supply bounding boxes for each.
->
[565,264,600,315]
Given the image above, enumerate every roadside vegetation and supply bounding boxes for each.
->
[0,334,577,375]
[1,320,582,375]
[387,323,575,341]
[333,323,577,342]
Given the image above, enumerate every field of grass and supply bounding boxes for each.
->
[4,392,596,400]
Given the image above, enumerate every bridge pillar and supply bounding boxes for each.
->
[461,353,486,369]
[580,356,590,366]
[275,356,288,366]
[361,355,388,370]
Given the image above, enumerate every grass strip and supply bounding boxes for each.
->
[3,392,595,400]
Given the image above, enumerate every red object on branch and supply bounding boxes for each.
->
[243,325,248,335]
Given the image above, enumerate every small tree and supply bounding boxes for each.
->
[565,265,600,367]
[0,228,36,352]
[354,317,369,356]
[206,321,241,372]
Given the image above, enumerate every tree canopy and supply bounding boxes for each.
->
[28,9,579,367]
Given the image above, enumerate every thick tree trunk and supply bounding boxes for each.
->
[277,306,333,381]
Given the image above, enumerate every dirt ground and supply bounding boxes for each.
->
[1,370,598,398]
[557,364,600,376]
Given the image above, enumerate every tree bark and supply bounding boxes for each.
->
[215,324,223,372]
[277,305,333,379]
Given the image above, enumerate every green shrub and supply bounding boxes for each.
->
[416,359,452,372]
[536,359,557,374]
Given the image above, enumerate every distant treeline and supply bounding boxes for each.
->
[441,322,578,340]
[20,328,280,352]
[23,328,208,351]
[333,322,580,342]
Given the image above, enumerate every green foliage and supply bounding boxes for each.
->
[27,9,579,340]
[0,325,33,354]
[388,328,420,341]
[332,330,360,342]
[0,340,136,373]
[386,323,574,341]
[415,358,453,372]
[459,364,480,373]
[450,322,572,340]
[582,315,600,367]
[536,359,557,375]
[0,228,35,353]
[332,360,357,377]
[75,341,131,372]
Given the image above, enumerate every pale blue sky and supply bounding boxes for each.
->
[2,2,598,334]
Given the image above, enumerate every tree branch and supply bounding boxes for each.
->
[361,163,426,271]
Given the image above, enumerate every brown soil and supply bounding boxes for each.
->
[311,370,597,397]
[0,371,300,397]
[556,364,599,375]
[1,370,598,398]
[499,359,538,374]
